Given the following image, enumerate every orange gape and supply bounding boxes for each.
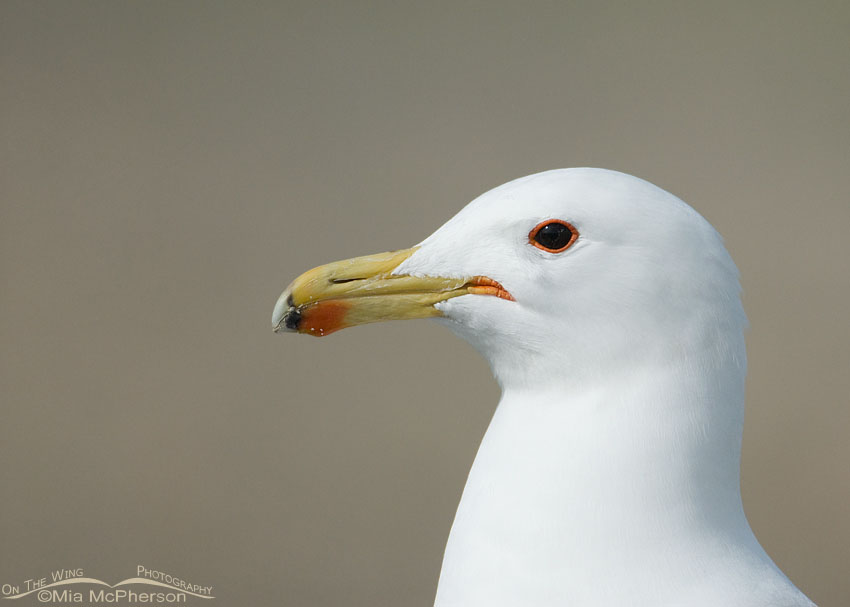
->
[299,300,352,336]
[467,276,515,301]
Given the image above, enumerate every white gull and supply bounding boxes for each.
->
[272,168,814,607]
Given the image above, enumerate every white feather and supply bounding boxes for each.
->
[394,169,813,606]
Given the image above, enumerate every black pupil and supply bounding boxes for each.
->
[534,223,572,250]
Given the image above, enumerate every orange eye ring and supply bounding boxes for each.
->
[528,219,579,253]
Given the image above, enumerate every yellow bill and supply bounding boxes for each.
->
[272,247,513,336]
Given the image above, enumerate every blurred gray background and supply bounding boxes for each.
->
[2,2,848,605]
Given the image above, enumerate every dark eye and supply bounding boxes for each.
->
[529,220,578,253]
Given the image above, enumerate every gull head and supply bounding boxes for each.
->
[272,168,746,388]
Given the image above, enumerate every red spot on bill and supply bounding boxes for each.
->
[299,300,352,336]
